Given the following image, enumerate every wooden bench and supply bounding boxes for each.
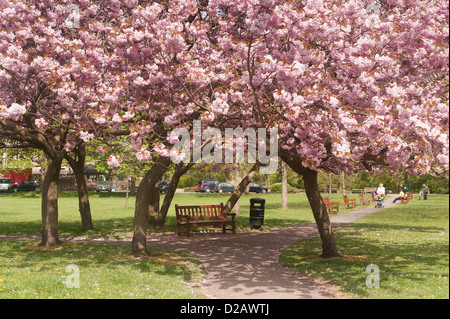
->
[343,195,357,209]
[359,194,370,206]
[175,203,236,237]
[322,196,339,214]
[401,193,410,204]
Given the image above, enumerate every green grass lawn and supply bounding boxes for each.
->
[0,191,360,238]
[0,241,206,299]
[279,194,449,299]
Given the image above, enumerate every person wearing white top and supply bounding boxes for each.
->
[375,184,385,199]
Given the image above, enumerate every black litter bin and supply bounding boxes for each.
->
[250,198,265,229]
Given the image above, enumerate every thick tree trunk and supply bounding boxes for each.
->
[302,169,341,258]
[66,148,94,231]
[279,148,340,258]
[223,163,260,214]
[132,156,171,256]
[39,155,63,247]
[155,163,193,230]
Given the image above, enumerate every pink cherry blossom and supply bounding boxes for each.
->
[107,155,122,168]
[136,147,151,162]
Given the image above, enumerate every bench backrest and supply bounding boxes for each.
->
[175,203,225,221]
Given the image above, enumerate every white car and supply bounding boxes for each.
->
[0,177,14,192]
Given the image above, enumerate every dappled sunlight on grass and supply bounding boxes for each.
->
[0,241,206,299]
[280,195,449,299]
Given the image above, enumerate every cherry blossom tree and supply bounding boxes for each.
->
[198,0,449,257]
[0,0,122,245]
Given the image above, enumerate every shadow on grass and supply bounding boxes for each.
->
[0,216,134,238]
[0,240,204,285]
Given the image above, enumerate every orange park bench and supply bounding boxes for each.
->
[359,194,370,206]
[322,196,339,214]
[370,192,376,201]
[175,203,236,237]
[343,195,357,209]
[401,193,410,204]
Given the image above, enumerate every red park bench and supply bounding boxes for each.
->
[359,194,370,206]
[401,192,412,204]
[322,196,339,214]
[343,195,357,209]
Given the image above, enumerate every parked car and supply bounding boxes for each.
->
[249,183,268,193]
[12,180,40,192]
[95,181,112,192]
[160,180,170,193]
[217,182,236,193]
[196,179,219,193]
[0,177,14,192]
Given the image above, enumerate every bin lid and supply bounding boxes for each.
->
[250,197,265,203]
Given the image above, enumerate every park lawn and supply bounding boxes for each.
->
[0,241,206,299]
[0,191,360,238]
[279,194,449,299]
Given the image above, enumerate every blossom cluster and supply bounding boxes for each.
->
[0,0,447,177]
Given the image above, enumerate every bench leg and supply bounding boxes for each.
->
[186,224,191,237]
[222,224,226,234]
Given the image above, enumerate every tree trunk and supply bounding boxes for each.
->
[155,163,193,230]
[303,169,341,258]
[72,162,93,231]
[329,173,332,198]
[223,163,260,214]
[39,155,63,247]
[129,177,136,196]
[279,148,340,258]
[342,172,345,196]
[281,160,288,209]
[232,166,241,214]
[124,173,130,209]
[66,147,94,231]
[132,156,171,256]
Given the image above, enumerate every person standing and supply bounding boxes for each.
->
[375,183,386,199]
[421,184,429,200]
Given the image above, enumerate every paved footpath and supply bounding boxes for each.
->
[148,198,396,299]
